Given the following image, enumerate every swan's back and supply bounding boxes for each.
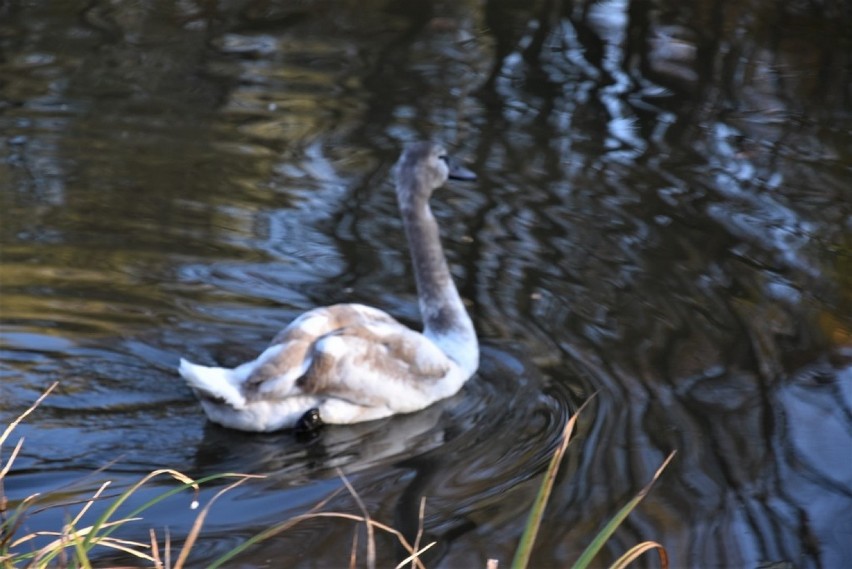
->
[244,304,405,396]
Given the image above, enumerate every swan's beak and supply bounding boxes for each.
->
[447,158,477,182]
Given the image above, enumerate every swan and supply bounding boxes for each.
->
[178,142,479,432]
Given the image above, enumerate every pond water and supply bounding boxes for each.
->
[1,1,851,567]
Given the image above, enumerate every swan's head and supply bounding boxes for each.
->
[395,142,476,200]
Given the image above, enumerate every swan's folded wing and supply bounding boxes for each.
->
[297,323,452,409]
[272,303,400,344]
[243,303,404,400]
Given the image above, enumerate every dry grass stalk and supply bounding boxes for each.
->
[349,526,359,569]
[173,476,256,569]
[411,496,426,564]
[394,541,436,569]
[0,383,58,448]
[338,469,376,569]
[1,382,59,541]
[149,528,163,569]
[609,541,669,569]
[3,386,671,569]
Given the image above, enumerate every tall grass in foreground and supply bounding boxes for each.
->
[511,397,674,569]
[1,386,672,569]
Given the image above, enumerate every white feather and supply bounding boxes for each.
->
[179,359,247,409]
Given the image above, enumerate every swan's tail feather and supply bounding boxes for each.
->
[178,358,246,409]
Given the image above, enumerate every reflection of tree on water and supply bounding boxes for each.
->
[461,1,851,567]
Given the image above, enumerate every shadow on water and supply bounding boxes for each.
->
[1,0,851,567]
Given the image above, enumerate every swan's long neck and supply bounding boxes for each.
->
[398,182,478,373]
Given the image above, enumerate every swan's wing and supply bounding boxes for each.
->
[242,304,413,399]
[296,321,453,410]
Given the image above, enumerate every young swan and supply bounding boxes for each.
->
[178,142,479,432]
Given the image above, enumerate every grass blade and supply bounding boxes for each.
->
[0,383,58,448]
[69,524,93,569]
[80,468,198,550]
[173,475,254,569]
[511,397,593,569]
[609,541,669,569]
[570,450,676,569]
[338,469,375,569]
[394,541,436,569]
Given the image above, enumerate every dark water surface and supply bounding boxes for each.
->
[2,1,851,567]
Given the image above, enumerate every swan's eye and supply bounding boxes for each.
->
[438,155,449,164]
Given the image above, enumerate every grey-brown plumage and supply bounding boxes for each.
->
[179,143,479,432]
